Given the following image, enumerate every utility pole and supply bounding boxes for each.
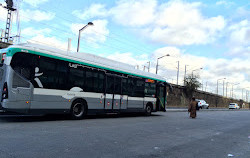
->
[226,82,228,98]
[4,0,16,43]
[232,85,234,98]
[184,65,188,78]
[184,65,188,85]
[242,89,244,100]
[148,61,150,72]
[247,90,249,102]
[205,81,207,92]
[146,61,150,72]
[0,0,16,48]
[176,61,179,85]
[217,78,226,95]
[231,83,239,98]
[223,80,225,96]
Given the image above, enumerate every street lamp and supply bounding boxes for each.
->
[77,22,94,52]
[216,78,226,95]
[191,68,203,78]
[184,65,189,78]
[226,82,230,98]
[231,83,239,98]
[144,61,150,72]
[156,54,170,74]
[147,61,150,72]
[246,87,250,102]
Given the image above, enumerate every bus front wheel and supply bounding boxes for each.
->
[71,101,87,120]
[145,104,152,116]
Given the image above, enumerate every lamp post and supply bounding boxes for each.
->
[184,65,188,78]
[147,61,150,72]
[246,87,250,102]
[242,87,250,102]
[176,61,179,85]
[77,22,94,52]
[217,78,226,95]
[156,54,170,74]
[242,88,244,100]
[223,79,226,96]
[231,83,239,98]
[191,68,203,78]
[226,82,229,98]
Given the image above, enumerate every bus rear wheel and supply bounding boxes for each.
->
[71,101,87,120]
[145,104,152,116]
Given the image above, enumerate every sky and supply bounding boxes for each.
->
[0,0,249,100]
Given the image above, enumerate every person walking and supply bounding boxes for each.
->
[188,97,198,118]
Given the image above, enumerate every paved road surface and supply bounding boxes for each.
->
[0,110,250,158]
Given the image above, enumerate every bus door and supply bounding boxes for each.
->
[156,84,166,111]
[10,70,32,113]
[0,64,6,100]
[105,74,121,111]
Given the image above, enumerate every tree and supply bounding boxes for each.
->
[184,75,201,98]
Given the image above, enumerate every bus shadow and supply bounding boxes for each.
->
[0,113,163,122]
[86,113,162,120]
[0,114,67,122]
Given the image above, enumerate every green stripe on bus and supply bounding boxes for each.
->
[7,47,166,82]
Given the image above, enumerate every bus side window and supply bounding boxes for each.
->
[114,77,121,94]
[145,82,156,97]
[127,78,135,96]
[99,72,105,93]
[150,82,156,97]
[85,70,93,92]
[10,52,34,81]
[38,57,57,89]
[68,67,85,90]
[122,78,128,95]
[135,79,144,97]
[12,72,30,88]
[93,71,99,92]
[56,60,68,90]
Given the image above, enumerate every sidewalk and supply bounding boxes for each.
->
[165,107,249,112]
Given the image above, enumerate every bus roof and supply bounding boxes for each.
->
[6,43,166,82]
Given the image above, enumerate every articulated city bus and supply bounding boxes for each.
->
[0,43,169,119]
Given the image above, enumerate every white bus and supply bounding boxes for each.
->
[0,43,170,119]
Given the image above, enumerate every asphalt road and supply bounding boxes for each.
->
[0,110,250,158]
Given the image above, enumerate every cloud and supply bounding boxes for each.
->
[72,4,108,20]
[154,47,249,98]
[236,6,250,19]
[21,27,52,37]
[227,19,250,57]
[106,52,148,68]
[20,9,55,22]
[23,0,49,7]
[147,1,226,45]
[76,0,226,45]
[28,34,68,51]
[100,45,250,98]
[0,6,7,21]
[110,0,157,26]
[215,1,234,7]
[71,19,109,45]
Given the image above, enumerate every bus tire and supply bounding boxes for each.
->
[145,104,152,116]
[70,100,87,120]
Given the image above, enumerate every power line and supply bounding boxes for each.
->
[33,5,156,54]
[18,15,153,55]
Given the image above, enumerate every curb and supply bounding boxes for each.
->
[165,108,250,112]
